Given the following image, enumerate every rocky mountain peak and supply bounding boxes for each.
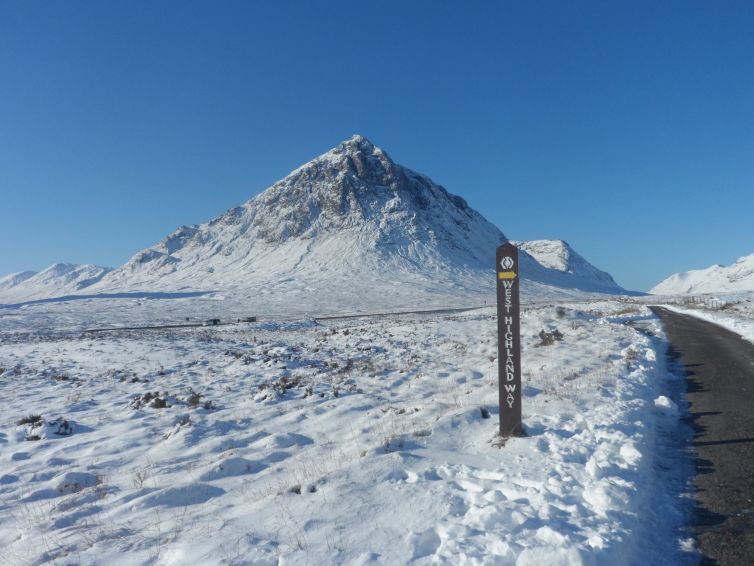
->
[337,133,378,155]
[285,133,399,194]
[242,135,490,248]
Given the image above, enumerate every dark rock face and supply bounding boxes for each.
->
[247,135,503,256]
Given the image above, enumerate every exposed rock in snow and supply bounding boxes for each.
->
[651,253,754,294]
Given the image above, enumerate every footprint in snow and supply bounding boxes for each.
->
[410,528,442,560]
[422,468,442,481]
[448,495,469,516]
[451,478,484,493]
[385,469,409,482]
[384,469,419,483]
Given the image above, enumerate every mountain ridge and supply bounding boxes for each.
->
[1,136,628,306]
[512,240,621,292]
[651,253,754,294]
[0,263,112,303]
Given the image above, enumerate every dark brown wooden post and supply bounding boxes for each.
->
[496,242,522,437]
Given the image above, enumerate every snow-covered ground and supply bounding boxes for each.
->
[0,298,695,565]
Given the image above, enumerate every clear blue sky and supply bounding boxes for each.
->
[2,1,753,291]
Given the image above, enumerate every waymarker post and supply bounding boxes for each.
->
[496,243,522,437]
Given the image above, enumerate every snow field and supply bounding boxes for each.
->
[0,303,691,564]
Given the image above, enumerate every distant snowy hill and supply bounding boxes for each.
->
[512,240,623,294]
[0,270,37,291]
[0,263,112,303]
[651,253,754,295]
[1,136,627,309]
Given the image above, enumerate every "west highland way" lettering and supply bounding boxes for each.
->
[496,243,522,437]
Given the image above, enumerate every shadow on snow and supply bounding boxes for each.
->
[0,290,215,309]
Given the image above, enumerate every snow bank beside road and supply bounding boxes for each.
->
[663,305,754,345]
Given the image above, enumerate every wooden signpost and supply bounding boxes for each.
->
[496,242,522,437]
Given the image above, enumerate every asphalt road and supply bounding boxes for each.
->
[652,307,754,565]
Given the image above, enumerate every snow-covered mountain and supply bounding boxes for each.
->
[1,136,627,308]
[0,263,112,303]
[92,135,505,296]
[0,270,37,291]
[651,253,754,295]
[512,240,623,294]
